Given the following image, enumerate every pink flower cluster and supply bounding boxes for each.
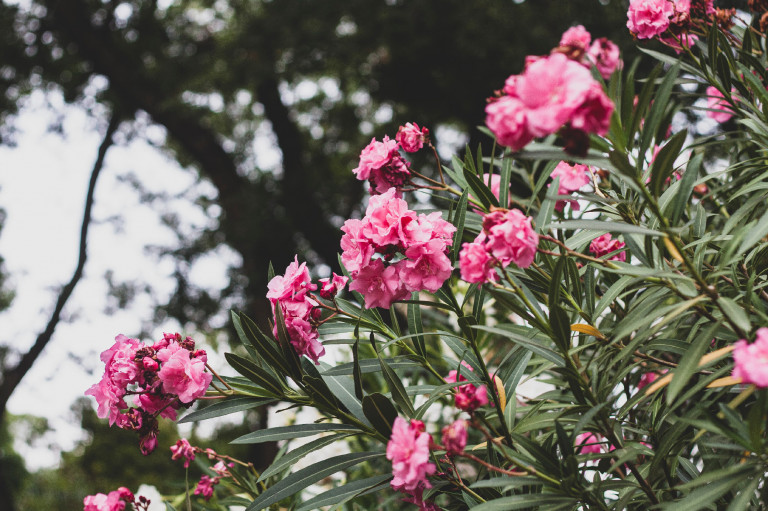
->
[459,208,539,284]
[387,417,437,507]
[170,439,234,501]
[85,333,212,454]
[589,233,626,262]
[558,25,622,80]
[267,258,348,364]
[550,161,591,212]
[485,28,616,153]
[627,0,723,52]
[445,363,489,412]
[84,487,150,511]
[732,327,768,387]
[353,123,429,195]
[341,187,456,309]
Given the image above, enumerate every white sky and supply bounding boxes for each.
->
[0,90,237,468]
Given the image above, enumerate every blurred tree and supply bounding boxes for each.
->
[0,0,641,508]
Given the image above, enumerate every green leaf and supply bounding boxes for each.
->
[258,433,353,482]
[274,304,304,379]
[718,296,751,334]
[537,176,558,233]
[178,396,274,424]
[408,293,427,359]
[237,312,288,374]
[737,206,768,255]
[650,129,687,198]
[322,356,419,376]
[225,353,284,397]
[463,166,499,210]
[362,393,398,437]
[352,339,363,400]
[470,495,575,510]
[452,189,470,263]
[379,357,415,417]
[294,474,392,511]
[320,367,370,427]
[639,63,679,162]
[231,423,362,444]
[245,452,384,511]
[499,156,512,207]
[656,476,742,510]
[666,322,721,404]
[474,325,565,367]
[668,152,702,226]
[546,219,664,236]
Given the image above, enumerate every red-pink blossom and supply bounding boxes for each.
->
[157,346,212,403]
[485,95,534,151]
[349,259,408,309]
[485,209,540,269]
[637,371,660,390]
[369,155,412,195]
[441,419,468,455]
[353,136,400,180]
[266,257,317,305]
[550,161,590,211]
[318,272,349,300]
[445,368,489,412]
[340,218,374,274]
[560,25,592,50]
[170,438,196,468]
[570,82,615,136]
[284,314,325,363]
[400,240,454,293]
[361,188,413,247]
[396,122,429,152]
[576,432,605,456]
[194,475,219,501]
[627,0,675,39]
[459,234,498,284]
[516,53,594,137]
[588,38,622,79]
[386,417,436,492]
[85,376,127,426]
[589,233,626,262]
[83,489,128,511]
[706,86,734,123]
[732,328,768,387]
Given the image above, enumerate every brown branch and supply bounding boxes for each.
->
[0,112,120,423]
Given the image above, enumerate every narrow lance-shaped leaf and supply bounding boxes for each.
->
[379,357,415,417]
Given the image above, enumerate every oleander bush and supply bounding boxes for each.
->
[84,2,768,510]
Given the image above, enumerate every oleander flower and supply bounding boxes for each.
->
[396,122,429,152]
[387,417,436,492]
[627,0,675,39]
[576,432,605,455]
[706,86,734,123]
[589,233,627,262]
[560,25,591,51]
[550,161,590,211]
[588,38,622,79]
[732,328,768,387]
[170,438,196,468]
[442,419,468,455]
[157,344,212,403]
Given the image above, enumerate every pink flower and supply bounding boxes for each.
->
[706,86,734,123]
[361,188,413,247]
[266,257,317,305]
[139,430,158,456]
[157,346,212,403]
[369,155,412,195]
[349,259,408,309]
[485,209,540,269]
[400,240,454,293]
[587,38,622,79]
[550,161,590,211]
[85,376,126,426]
[83,491,127,511]
[283,314,325,363]
[340,218,374,274]
[560,25,591,50]
[459,235,498,284]
[516,53,594,137]
[570,82,615,136]
[637,371,660,390]
[194,475,219,501]
[441,419,468,455]
[485,95,534,151]
[134,393,178,421]
[101,334,142,388]
[318,272,349,300]
[353,136,399,180]
[445,368,489,412]
[732,328,768,387]
[170,438,196,468]
[386,417,436,492]
[576,432,605,455]
[627,0,675,39]
[396,122,429,152]
[589,233,626,262]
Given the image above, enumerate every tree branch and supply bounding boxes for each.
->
[0,112,120,423]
